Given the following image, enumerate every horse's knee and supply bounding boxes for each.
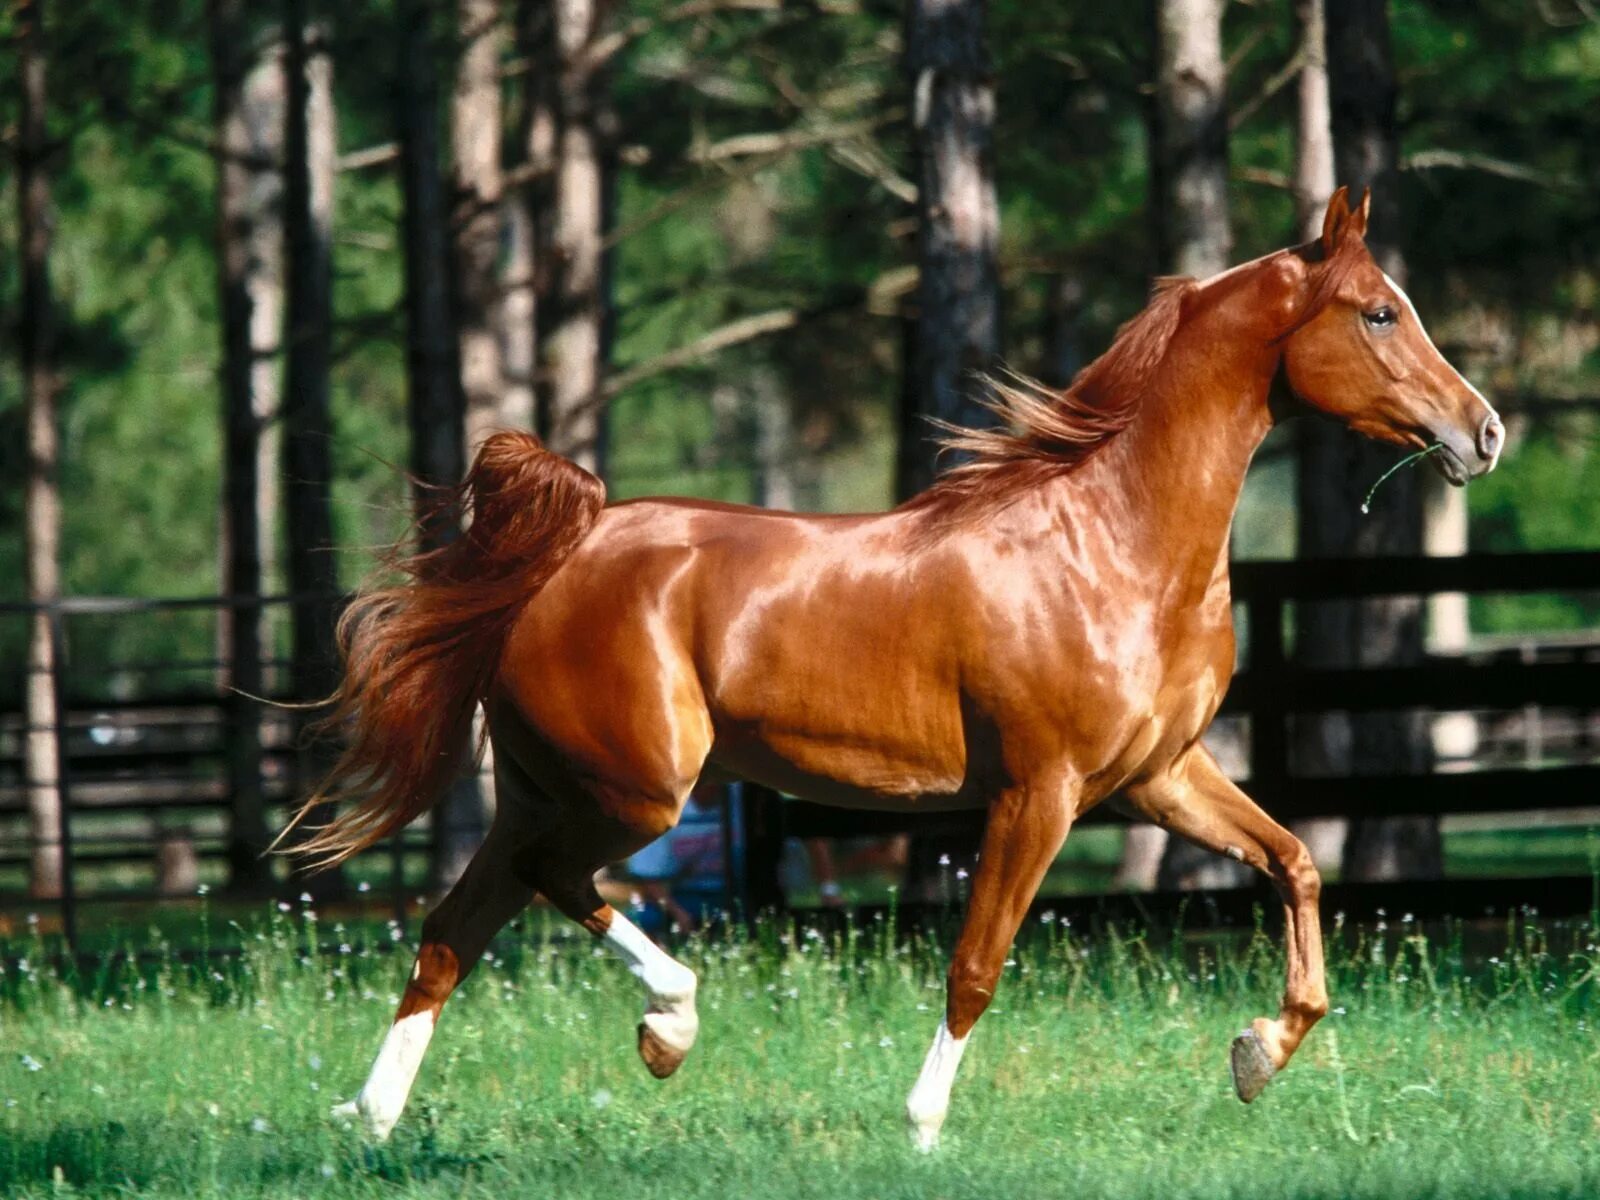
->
[1274,837,1321,904]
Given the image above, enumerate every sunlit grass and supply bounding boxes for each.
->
[2,904,1598,1199]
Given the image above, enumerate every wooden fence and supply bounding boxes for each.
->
[2,550,1598,947]
[744,550,1600,923]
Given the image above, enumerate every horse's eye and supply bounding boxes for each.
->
[1363,306,1398,329]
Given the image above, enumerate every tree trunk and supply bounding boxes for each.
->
[1303,0,1441,883]
[246,49,286,632]
[752,367,804,512]
[1292,0,1335,244]
[899,0,1000,498]
[518,0,563,435]
[282,5,344,884]
[503,0,555,434]
[1284,0,1348,871]
[454,0,507,457]
[501,198,539,432]
[212,0,274,892]
[400,0,468,549]
[1144,0,1246,890]
[1152,0,1231,280]
[543,0,611,473]
[19,0,64,902]
[400,0,486,888]
[899,0,1000,898]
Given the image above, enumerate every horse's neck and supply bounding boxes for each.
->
[1050,303,1278,588]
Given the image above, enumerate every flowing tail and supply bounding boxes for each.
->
[275,431,605,868]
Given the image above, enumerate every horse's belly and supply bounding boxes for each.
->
[707,721,971,812]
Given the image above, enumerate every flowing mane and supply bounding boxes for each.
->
[907,275,1199,512]
[909,232,1369,518]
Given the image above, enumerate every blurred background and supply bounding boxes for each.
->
[1,0,1598,937]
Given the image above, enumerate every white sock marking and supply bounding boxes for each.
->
[906,1020,970,1152]
[604,911,699,1054]
[335,1008,435,1141]
[605,911,697,999]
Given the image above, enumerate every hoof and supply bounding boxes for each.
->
[329,1097,396,1141]
[1229,1028,1277,1103]
[637,1020,689,1079]
[908,1115,943,1154]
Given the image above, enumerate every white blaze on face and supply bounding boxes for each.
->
[1382,270,1502,466]
[334,1008,436,1141]
[905,1019,970,1153]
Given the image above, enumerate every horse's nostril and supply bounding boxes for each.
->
[1477,414,1504,461]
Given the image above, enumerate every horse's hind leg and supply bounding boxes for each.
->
[907,775,1076,1151]
[331,818,533,1140]
[1123,744,1327,1102]
[524,842,701,1079]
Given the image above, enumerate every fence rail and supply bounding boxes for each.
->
[751,550,1600,915]
[3,552,1598,947]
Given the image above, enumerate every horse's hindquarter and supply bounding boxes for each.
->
[496,499,970,811]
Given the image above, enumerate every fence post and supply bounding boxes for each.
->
[740,783,786,923]
[1247,591,1288,805]
[225,591,272,893]
[391,829,408,933]
[48,604,77,952]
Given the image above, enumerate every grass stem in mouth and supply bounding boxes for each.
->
[1360,443,1446,514]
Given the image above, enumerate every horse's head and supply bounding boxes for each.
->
[1279,187,1504,485]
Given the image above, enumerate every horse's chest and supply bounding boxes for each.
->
[995,583,1233,784]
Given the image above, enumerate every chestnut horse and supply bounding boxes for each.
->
[296,189,1503,1148]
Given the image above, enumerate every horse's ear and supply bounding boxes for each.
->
[1347,187,1372,240]
[1320,186,1352,255]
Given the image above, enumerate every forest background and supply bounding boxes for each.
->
[1,0,1598,897]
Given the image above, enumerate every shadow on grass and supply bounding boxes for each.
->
[2,1114,1598,1200]
[0,1115,505,1194]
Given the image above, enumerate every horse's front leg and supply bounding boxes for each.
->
[907,775,1076,1151]
[1123,744,1328,1102]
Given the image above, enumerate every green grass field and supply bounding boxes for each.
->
[3,906,1599,1200]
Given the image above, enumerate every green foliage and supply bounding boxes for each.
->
[0,0,1596,693]
[1469,415,1600,633]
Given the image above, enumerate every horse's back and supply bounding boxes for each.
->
[494,497,973,810]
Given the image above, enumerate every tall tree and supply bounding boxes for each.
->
[1292,0,1335,244]
[1151,0,1230,279]
[544,0,612,473]
[454,0,508,456]
[502,0,556,436]
[245,49,287,611]
[399,0,486,886]
[898,0,1000,499]
[1285,0,1349,873]
[1140,0,1246,890]
[399,0,467,550]
[1301,0,1440,882]
[211,0,273,891]
[282,1,344,881]
[899,0,1000,898]
[19,0,63,901]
